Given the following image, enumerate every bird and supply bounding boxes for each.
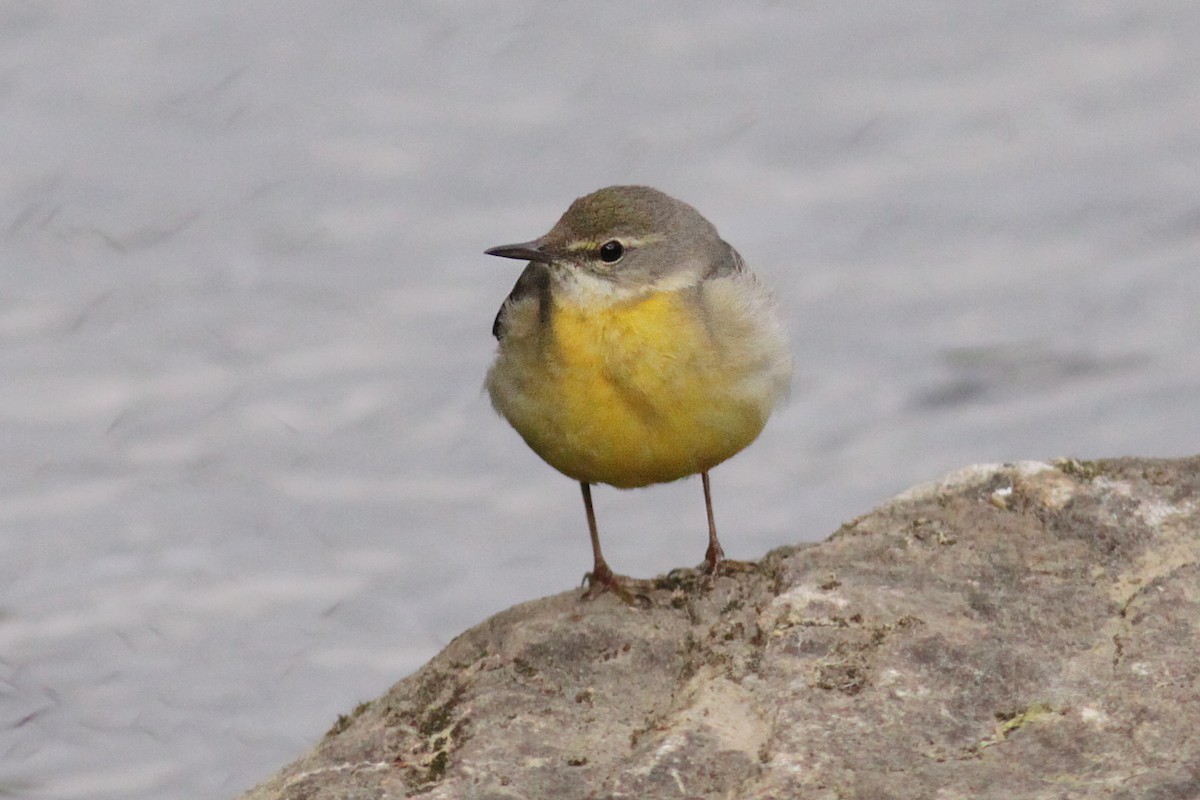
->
[484,185,792,598]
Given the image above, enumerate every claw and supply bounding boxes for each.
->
[582,563,637,604]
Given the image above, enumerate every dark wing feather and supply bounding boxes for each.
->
[703,239,746,279]
[492,262,552,340]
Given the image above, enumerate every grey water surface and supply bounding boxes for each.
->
[2,3,1198,798]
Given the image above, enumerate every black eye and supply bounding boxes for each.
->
[599,240,624,263]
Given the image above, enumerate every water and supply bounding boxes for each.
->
[2,2,1198,797]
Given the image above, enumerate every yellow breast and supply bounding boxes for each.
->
[488,287,773,488]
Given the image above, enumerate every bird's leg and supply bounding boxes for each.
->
[702,471,725,574]
[581,482,613,583]
[580,482,632,601]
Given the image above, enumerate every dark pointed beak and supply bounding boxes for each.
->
[485,239,553,264]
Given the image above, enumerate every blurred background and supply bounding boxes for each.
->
[2,2,1198,797]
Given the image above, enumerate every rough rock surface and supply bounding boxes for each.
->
[238,457,1200,799]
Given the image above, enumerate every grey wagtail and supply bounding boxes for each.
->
[485,185,792,598]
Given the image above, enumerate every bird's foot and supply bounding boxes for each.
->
[581,563,639,605]
[698,552,757,592]
[703,557,756,577]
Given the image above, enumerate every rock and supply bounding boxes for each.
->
[237,457,1200,800]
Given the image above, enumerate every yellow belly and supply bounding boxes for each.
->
[488,290,771,488]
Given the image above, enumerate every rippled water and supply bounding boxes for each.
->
[2,3,1198,797]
